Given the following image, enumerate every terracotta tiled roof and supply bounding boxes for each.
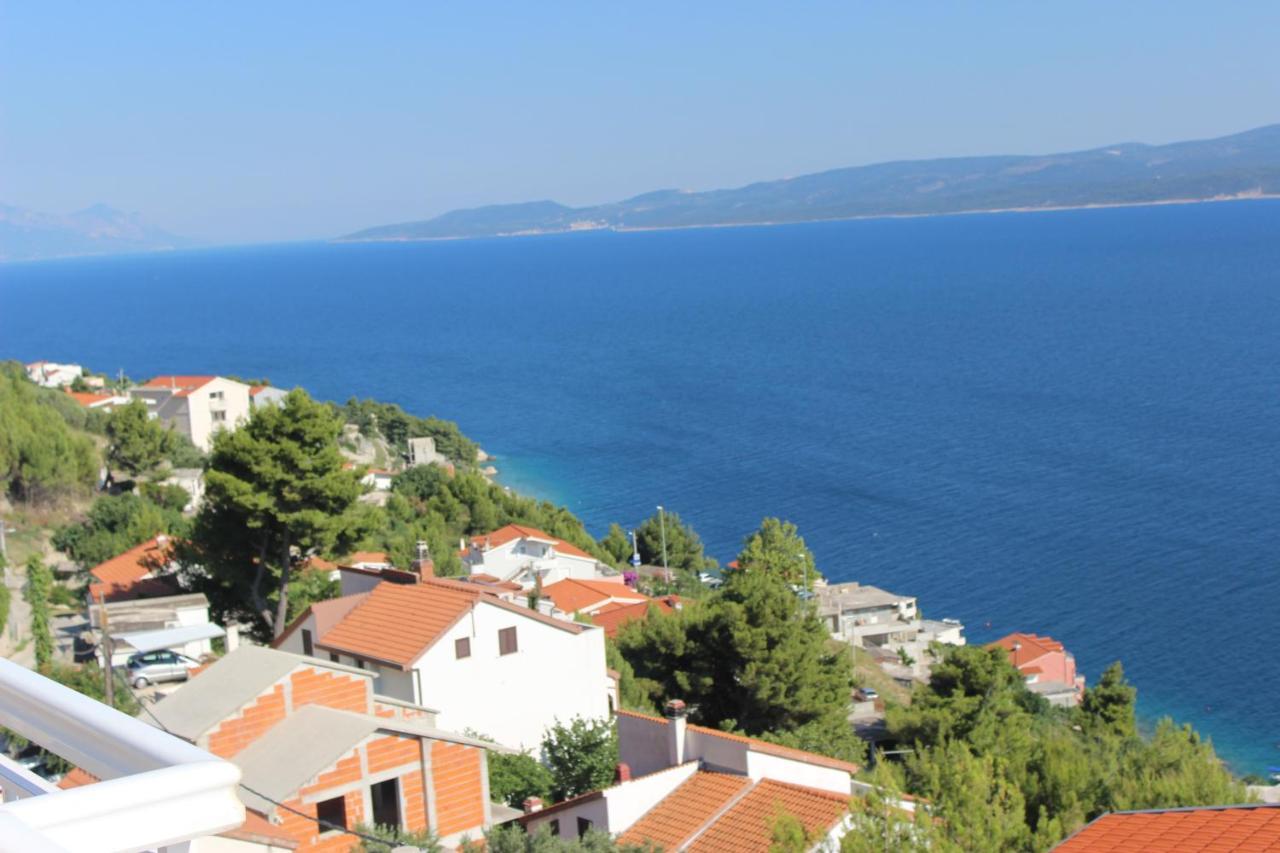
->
[615,710,859,774]
[1053,804,1280,852]
[346,551,391,565]
[316,581,477,668]
[65,390,113,407]
[57,767,97,789]
[273,591,372,651]
[590,597,681,638]
[140,375,217,397]
[991,632,1066,667]
[469,524,596,561]
[688,779,850,853]
[249,385,267,396]
[541,578,644,614]
[88,536,176,602]
[619,772,752,849]
[316,577,586,667]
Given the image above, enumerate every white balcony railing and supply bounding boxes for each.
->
[0,657,244,853]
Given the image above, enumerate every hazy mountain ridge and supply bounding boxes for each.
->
[0,203,191,262]
[340,123,1280,242]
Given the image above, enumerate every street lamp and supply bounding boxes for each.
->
[656,505,669,573]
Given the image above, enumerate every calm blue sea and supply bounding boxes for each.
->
[3,202,1278,775]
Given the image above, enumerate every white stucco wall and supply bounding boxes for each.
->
[601,762,699,834]
[617,715,673,778]
[524,797,611,841]
[412,601,609,750]
[745,751,851,796]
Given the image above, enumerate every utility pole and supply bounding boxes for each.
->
[97,591,114,709]
[656,505,669,575]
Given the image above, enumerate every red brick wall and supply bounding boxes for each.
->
[291,666,369,713]
[206,683,287,758]
[431,741,485,837]
[276,788,366,852]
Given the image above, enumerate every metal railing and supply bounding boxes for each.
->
[0,657,244,853]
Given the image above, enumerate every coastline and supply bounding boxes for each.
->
[331,191,1280,245]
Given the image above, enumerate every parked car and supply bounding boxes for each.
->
[854,686,879,702]
[125,650,199,688]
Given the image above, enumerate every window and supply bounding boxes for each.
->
[549,820,560,837]
[316,796,347,832]
[498,626,518,655]
[212,410,227,422]
[209,390,224,401]
[370,778,401,829]
[302,629,313,656]
[455,637,471,659]
[577,817,593,836]
[329,652,340,663]
[354,658,365,670]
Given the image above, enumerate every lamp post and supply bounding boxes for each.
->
[656,505,669,574]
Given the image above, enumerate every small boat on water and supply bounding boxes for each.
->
[1268,765,1280,783]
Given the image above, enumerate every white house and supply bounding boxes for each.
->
[248,384,288,409]
[462,524,611,589]
[129,375,253,451]
[519,701,888,851]
[275,576,612,750]
[25,360,84,388]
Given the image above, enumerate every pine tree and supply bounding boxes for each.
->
[105,400,174,476]
[735,517,819,588]
[189,389,368,638]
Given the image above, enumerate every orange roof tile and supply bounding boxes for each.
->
[58,767,97,789]
[615,710,859,774]
[88,536,177,602]
[590,597,681,638]
[990,632,1066,668]
[1054,805,1280,852]
[65,390,113,407]
[140,375,218,397]
[620,772,752,849]
[688,779,850,853]
[346,551,391,565]
[316,581,476,668]
[316,577,586,668]
[541,578,645,614]
[469,524,596,561]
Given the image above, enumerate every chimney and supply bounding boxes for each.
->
[664,699,687,767]
[522,797,544,814]
[615,762,631,783]
[412,541,435,578]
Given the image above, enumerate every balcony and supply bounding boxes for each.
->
[0,657,244,852]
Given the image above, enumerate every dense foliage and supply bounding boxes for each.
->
[881,647,1247,851]
[734,517,820,588]
[105,400,175,476]
[188,389,370,638]
[25,555,54,668]
[355,823,441,853]
[615,565,863,765]
[541,717,619,801]
[53,492,189,569]
[474,825,651,853]
[634,508,713,574]
[383,467,612,572]
[488,749,556,808]
[341,397,479,466]
[0,362,98,502]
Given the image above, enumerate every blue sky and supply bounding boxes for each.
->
[2,3,1277,243]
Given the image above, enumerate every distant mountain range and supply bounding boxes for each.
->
[340,123,1280,243]
[0,203,191,262]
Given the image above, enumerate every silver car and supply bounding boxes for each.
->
[125,650,198,688]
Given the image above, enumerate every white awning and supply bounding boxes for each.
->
[112,623,225,653]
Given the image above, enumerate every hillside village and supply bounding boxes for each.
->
[1,359,1275,852]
